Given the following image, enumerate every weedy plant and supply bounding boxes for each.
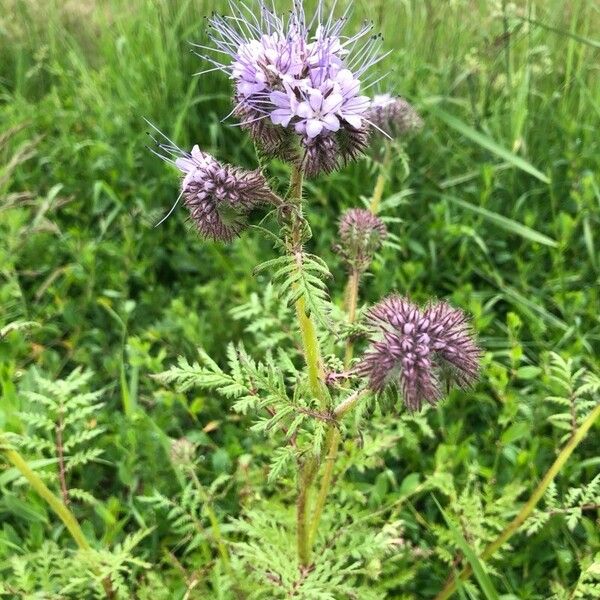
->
[2,0,599,598]
[152,0,480,595]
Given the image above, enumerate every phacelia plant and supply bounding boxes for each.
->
[152,0,479,594]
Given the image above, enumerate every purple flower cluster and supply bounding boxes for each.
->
[366,93,422,138]
[358,296,480,411]
[335,208,387,272]
[155,140,273,242]
[199,1,386,175]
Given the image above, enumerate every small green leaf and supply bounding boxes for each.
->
[516,366,542,380]
[501,422,530,445]
[399,473,421,496]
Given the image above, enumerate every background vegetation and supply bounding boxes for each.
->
[1,0,599,598]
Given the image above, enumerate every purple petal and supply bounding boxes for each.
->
[270,109,294,127]
[322,113,340,132]
[306,119,324,138]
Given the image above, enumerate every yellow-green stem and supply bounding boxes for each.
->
[308,428,340,548]
[296,296,326,408]
[307,388,370,553]
[287,165,328,567]
[288,166,326,409]
[333,389,369,419]
[297,455,318,566]
[434,401,600,600]
[307,142,393,570]
[343,269,360,367]
[4,447,91,551]
[368,144,392,215]
[1,447,116,598]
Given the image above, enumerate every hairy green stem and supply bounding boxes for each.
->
[310,218,369,552]
[305,143,393,562]
[334,388,369,419]
[308,427,340,548]
[288,166,327,409]
[434,401,600,600]
[297,455,318,566]
[287,165,329,567]
[308,388,370,551]
[296,297,326,408]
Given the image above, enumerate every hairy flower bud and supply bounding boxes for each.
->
[300,135,340,178]
[234,99,298,162]
[366,94,422,138]
[335,209,387,272]
[154,140,274,242]
[357,296,480,411]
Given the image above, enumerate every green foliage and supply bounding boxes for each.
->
[155,342,334,480]
[16,368,105,504]
[549,554,600,599]
[1,0,600,598]
[544,352,600,442]
[526,475,600,536]
[430,473,526,567]
[229,504,401,599]
[0,532,151,600]
[254,250,333,330]
[230,283,294,351]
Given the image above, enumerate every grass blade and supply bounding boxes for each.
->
[517,16,600,50]
[433,497,500,600]
[429,107,550,184]
[444,195,557,247]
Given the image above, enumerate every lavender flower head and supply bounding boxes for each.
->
[198,1,387,176]
[154,140,273,242]
[365,93,422,138]
[335,208,387,272]
[358,296,480,411]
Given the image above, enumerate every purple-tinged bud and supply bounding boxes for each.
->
[154,140,274,243]
[366,94,423,139]
[335,209,387,273]
[337,125,372,165]
[300,135,339,178]
[234,99,297,163]
[357,296,480,411]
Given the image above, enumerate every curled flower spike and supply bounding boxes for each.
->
[335,208,387,272]
[196,0,388,176]
[357,296,480,411]
[153,138,274,242]
[366,93,422,138]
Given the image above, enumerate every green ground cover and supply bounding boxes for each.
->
[0,0,599,598]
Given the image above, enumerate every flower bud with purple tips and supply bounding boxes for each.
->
[335,208,387,273]
[156,141,274,242]
[366,93,423,138]
[357,296,480,411]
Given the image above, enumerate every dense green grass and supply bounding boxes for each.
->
[1,0,599,598]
